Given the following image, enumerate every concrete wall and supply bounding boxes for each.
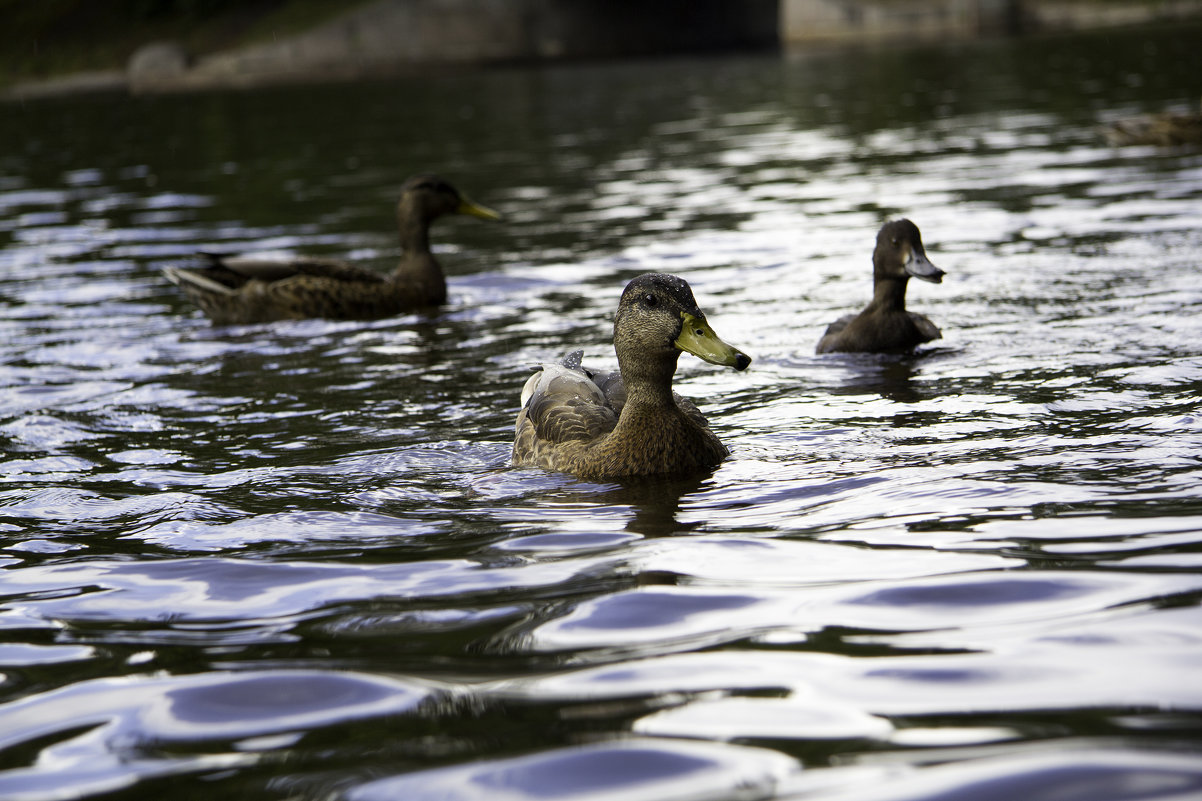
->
[133,0,780,92]
[781,0,1018,43]
[1019,0,1202,31]
[780,0,1202,43]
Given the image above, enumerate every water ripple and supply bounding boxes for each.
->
[1,23,1201,801]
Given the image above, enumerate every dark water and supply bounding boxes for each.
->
[3,22,1202,801]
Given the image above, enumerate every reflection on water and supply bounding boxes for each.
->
[2,20,1202,801]
[819,354,933,402]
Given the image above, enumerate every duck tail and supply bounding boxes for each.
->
[560,350,584,370]
[163,266,237,296]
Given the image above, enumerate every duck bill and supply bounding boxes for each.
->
[905,248,944,284]
[676,312,752,371]
[456,196,501,221]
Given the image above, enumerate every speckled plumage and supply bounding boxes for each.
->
[816,219,945,354]
[513,274,751,479]
[164,174,498,325]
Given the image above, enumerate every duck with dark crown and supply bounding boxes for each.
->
[513,273,751,479]
[164,174,499,325]
[816,219,945,354]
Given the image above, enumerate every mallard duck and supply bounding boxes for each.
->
[513,273,751,479]
[163,174,499,324]
[816,219,945,354]
[1103,98,1202,147]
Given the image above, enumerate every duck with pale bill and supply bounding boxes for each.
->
[816,219,945,355]
[513,273,751,479]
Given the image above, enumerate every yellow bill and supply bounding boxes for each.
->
[676,312,751,371]
[457,197,501,221]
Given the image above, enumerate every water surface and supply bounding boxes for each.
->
[2,23,1202,801]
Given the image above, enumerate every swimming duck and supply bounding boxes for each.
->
[513,273,751,479]
[1103,98,1202,147]
[163,174,499,324]
[816,219,945,354]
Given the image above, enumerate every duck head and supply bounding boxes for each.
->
[613,273,751,377]
[874,219,944,284]
[397,174,501,226]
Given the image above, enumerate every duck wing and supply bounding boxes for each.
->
[578,362,626,416]
[203,252,387,286]
[908,312,942,343]
[518,354,619,447]
[820,312,856,340]
[164,253,385,295]
[163,253,401,324]
[815,312,857,353]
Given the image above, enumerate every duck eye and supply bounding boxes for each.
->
[643,293,659,308]
[890,238,899,246]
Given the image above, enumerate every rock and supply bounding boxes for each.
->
[128,41,191,90]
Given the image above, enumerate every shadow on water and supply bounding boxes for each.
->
[604,474,715,538]
[482,471,717,539]
[817,352,932,403]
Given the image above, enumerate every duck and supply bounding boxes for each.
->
[1103,98,1202,147]
[816,219,945,354]
[513,273,751,479]
[163,174,499,324]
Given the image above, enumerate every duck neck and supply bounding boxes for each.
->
[596,348,723,475]
[392,204,445,299]
[397,204,432,256]
[616,351,680,414]
[869,274,910,313]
